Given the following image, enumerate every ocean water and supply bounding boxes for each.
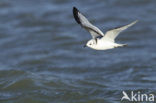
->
[0,0,156,103]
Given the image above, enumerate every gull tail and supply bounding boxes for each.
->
[121,44,128,47]
[114,44,128,48]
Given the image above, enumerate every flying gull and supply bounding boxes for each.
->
[73,7,138,50]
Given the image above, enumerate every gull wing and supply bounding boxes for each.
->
[73,7,104,39]
[103,20,138,42]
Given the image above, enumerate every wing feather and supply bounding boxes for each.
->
[73,7,104,38]
[103,20,138,42]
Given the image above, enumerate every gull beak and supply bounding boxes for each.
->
[83,45,87,48]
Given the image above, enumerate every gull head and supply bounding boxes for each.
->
[84,39,97,48]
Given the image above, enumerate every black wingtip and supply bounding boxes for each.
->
[73,7,81,24]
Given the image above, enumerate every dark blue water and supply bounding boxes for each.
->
[0,0,156,103]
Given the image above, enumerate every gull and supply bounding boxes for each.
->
[73,7,138,50]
